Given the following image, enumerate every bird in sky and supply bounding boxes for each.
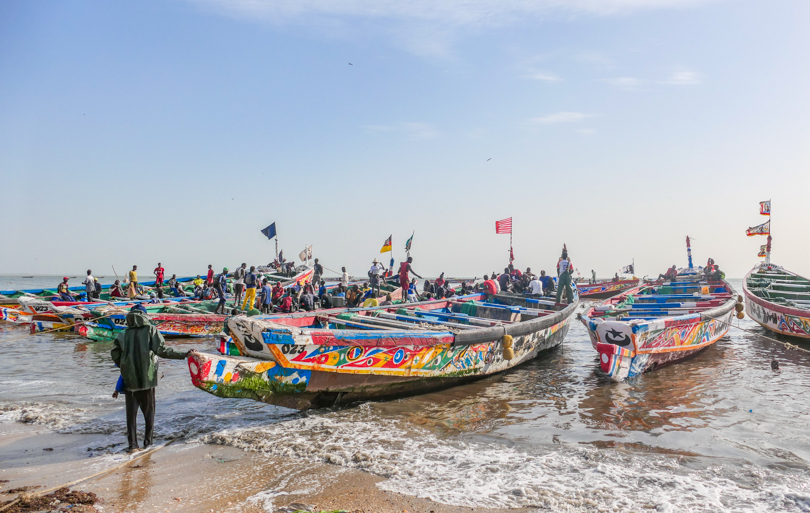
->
[487,158,491,161]
[349,63,353,65]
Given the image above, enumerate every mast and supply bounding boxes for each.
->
[686,236,693,269]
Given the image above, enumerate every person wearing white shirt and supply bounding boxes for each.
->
[82,270,95,302]
[341,267,349,288]
[368,259,385,295]
[529,276,543,295]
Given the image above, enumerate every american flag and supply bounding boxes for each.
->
[495,217,512,234]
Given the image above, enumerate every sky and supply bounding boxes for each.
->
[1,0,808,280]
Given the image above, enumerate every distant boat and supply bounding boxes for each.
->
[577,278,639,300]
[743,263,810,339]
[22,276,34,279]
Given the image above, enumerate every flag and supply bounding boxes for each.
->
[405,232,414,253]
[760,201,771,216]
[380,235,392,253]
[495,217,512,234]
[260,223,276,240]
[746,220,770,236]
[622,264,634,274]
[298,245,313,262]
[758,245,768,258]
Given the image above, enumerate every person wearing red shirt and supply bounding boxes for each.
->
[272,281,284,304]
[153,263,165,286]
[398,257,422,294]
[482,275,498,299]
[206,264,214,286]
[279,290,293,313]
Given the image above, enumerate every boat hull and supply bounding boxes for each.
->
[585,310,733,381]
[189,301,576,409]
[743,267,810,339]
[577,279,640,300]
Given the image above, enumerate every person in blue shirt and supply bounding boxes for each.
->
[259,278,273,314]
[318,280,327,299]
[214,268,229,314]
[539,270,555,296]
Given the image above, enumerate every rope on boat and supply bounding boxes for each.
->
[0,438,180,513]
[714,317,810,355]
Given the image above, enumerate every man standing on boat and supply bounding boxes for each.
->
[341,267,349,288]
[233,263,246,308]
[242,266,258,311]
[153,263,165,287]
[556,248,574,305]
[399,257,422,296]
[214,268,228,314]
[206,265,214,287]
[369,259,385,296]
[82,270,95,302]
[313,258,323,287]
[128,265,138,290]
[111,304,188,453]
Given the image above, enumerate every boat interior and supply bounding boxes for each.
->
[747,269,810,310]
[587,278,734,321]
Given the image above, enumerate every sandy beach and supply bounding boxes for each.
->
[1,422,528,513]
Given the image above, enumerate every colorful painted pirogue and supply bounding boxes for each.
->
[577,279,640,300]
[743,263,810,339]
[187,291,578,409]
[581,265,739,381]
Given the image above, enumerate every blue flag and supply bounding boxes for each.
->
[261,223,277,240]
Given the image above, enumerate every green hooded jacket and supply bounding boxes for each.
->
[111,310,187,391]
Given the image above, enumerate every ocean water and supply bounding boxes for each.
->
[1,277,809,511]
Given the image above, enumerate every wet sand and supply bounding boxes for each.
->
[1,423,527,512]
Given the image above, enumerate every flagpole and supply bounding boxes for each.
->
[766,199,772,264]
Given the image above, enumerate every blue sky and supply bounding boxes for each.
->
[1,0,808,279]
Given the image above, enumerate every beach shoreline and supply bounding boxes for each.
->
[0,422,528,513]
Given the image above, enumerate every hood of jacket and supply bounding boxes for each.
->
[126,310,151,328]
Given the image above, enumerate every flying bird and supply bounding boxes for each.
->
[487,158,491,161]
[349,63,353,65]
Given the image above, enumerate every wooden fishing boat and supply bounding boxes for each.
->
[743,263,810,339]
[577,278,640,300]
[581,266,739,381]
[187,291,579,409]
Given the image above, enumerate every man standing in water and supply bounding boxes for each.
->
[399,257,422,295]
[111,304,188,453]
[556,248,574,305]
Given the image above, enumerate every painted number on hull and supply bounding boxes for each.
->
[280,344,306,355]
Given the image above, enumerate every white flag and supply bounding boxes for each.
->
[299,248,308,262]
[306,245,313,260]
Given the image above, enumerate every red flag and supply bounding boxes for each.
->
[495,217,512,234]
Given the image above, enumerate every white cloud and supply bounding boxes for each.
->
[189,0,716,27]
[527,112,595,125]
[662,69,702,85]
[523,71,562,83]
[365,122,440,139]
[602,77,643,90]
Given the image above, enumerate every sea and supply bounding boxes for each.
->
[1,276,809,511]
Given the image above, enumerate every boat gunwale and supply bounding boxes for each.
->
[743,266,810,318]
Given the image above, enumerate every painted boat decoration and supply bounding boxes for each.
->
[581,269,738,381]
[743,263,810,339]
[187,291,579,410]
[577,279,640,300]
